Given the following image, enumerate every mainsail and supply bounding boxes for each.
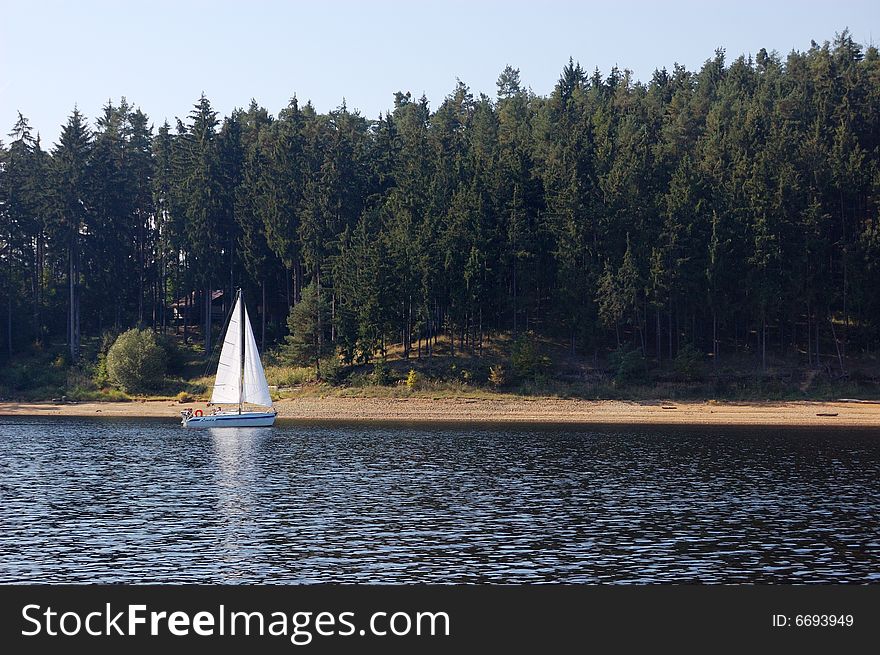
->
[210,292,272,407]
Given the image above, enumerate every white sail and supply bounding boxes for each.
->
[241,303,273,407]
[210,295,243,404]
[210,292,273,408]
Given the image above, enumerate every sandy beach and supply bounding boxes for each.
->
[1,397,878,427]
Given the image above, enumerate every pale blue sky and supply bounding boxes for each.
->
[1,0,877,146]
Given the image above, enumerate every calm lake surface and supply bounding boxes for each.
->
[0,417,878,583]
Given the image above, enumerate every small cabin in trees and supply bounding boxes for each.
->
[170,290,225,326]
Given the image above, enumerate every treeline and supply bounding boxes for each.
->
[1,32,879,372]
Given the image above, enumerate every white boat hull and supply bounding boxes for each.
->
[182,411,277,428]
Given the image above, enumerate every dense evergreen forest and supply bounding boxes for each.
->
[1,32,879,393]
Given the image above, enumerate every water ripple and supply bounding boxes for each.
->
[0,418,878,583]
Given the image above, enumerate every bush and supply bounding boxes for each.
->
[488,364,506,389]
[156,333,186,374]
[609,345,646,384]
[370,361,392,386]
[106,328,167,393]
[99,330,119,355]
[511,332,550,382]
[406,369,419,390]
[320,354,344,384]
[673,343,704,380]
[176,391,194,403]
[93,353,110,387]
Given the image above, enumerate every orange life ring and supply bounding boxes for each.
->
[194,409,203,417]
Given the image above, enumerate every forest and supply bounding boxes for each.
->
[1,31,879,398]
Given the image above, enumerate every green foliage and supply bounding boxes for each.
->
[93,354,109,388]
[370,361,392,386]
[609,346,646,384]
[264,365,316,387]
[3,32,880,396]
[155,333,186,374]
[106,329,167,393]
[320,354,344,385]
[673,343,704,380]
[282,282,331,375]
[511,332,550,382]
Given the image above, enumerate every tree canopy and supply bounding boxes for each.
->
[1,32,879,378]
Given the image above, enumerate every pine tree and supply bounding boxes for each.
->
[283,281,330,376]
[181,94,223,355]
[50,108,93,360]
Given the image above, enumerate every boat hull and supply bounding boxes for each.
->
[182,411,277,428]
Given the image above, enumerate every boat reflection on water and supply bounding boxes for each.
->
[209,427,271,475]
[208,427,274,578]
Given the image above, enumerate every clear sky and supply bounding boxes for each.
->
[1,0,877,146]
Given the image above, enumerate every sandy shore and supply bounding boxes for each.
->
[1,397,878,426]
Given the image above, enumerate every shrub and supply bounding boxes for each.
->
[320,354,344,384]
[176,391,194,403]
[156,333,186,374]
[99,330,119,355]
[406,369,419,390]
[93,353,110,388]
[488,364,506,389]
[370,361,392,386]
[609,345,646,384]
[673,343,704,380]
[511,332,550,382]
[67,366,94,392]
[106,328,167,393]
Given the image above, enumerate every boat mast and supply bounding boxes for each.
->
[238,288,244,415]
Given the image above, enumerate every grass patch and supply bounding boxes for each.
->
[66,388,131,402]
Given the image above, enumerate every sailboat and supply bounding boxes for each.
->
[181,288,277,428]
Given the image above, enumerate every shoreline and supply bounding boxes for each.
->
[1,397,878,427]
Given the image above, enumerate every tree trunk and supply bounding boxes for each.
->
[479,306,483,357]
[512,260,518,334]
[656,309,661,366]
[138,212,145,326]
[806,304,811,367]
[32,235,39,343]
[830,315,845,375]
[68,242,79,361]
[761,313,766,372]
[315,268,322,357]
[712,311,717,369]
[330,292,336,344]
[261,279,266,351]
[7,290,12,360]
[204,286,212,355]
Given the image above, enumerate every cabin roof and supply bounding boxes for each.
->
[170,289,224,308]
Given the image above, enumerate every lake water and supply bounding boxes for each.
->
[0,417,877,583]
